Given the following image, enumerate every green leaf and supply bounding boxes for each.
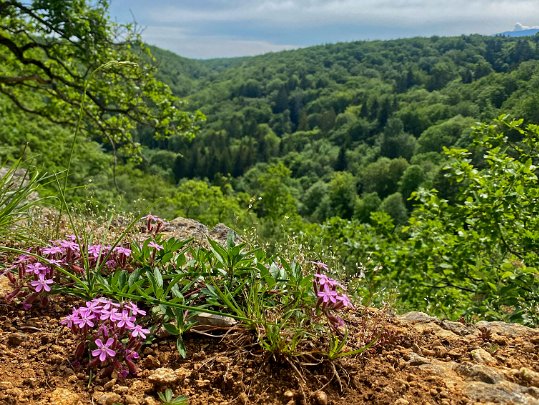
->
[176,336,187,359]
[163,323,179,336]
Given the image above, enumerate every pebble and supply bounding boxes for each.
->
[113,385,129,394]
[0,381,14,390]
[49,388,81,405]
[103,378,116,390]
[456,362,504,384]
[313,390,328,405]
[238,392,249,404]
[93,391,122,405]
[283,390,295,399]
[519,367,539,388]
[148,368,180,385]
[144,396,159,405]
[470,348,496,365]
[124,394,140,405]
[7,333,25,347]
[142,354,161,368]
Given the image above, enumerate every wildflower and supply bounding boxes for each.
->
[85,299,104,315]
[98,306,118,321]
[143,214,161,222]
[144,214,164,234]
[30,275,53,293]
[42,246,64,256]
[91,338,116,362]
[312,261,329,271]
[148,241,163,251]
[326,313,346,329]
[60,313,75,328]
[317,288,339,307]
[335,293,354,309]
[131,325,150,339]
[59,239,80,252]
[88,244,105,259]
[125,349,140,361]
[112,310,136,329]
[125,302,146,316]
[73,308,96,328]
[26,262,50,276]
[113,246,132,257]
[314,273,344,290]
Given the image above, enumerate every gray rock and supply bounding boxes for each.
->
[406,352,431,366]
[464,381,537,404]
[475,321,538,339]
[399,311,438,323]
[470,348,496,365]
[455,362,504,384]
[193,312,237,327]
[441,319,474,336]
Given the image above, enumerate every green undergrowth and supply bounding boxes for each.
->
[0,199,375,385]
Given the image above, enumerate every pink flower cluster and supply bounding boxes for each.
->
[2,236,133,309]
[61,298,149,377]
[312,262,354,329]
[38,235,133,273]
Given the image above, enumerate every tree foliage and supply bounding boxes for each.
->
[0,0,203,157]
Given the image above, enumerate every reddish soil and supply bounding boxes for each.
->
[0,284,538,405]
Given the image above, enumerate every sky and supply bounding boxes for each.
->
[108,0,539,59]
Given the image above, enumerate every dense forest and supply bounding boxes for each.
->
[142,35,539,226]
[1,2,538,325]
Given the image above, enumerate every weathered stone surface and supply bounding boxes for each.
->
[396,311,539,404]
[160,217,238,247]
[92,391,122,405]
[399,311,438,323]
[147,367,180,385]
[193,312,237,327]
[49,388,82,405]
[470,348,496,365]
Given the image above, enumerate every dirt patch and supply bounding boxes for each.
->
[0,287,537,404]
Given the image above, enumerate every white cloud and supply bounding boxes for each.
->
[145,0,539,28]
[513,22,539,31]
[142,26,298,59]
[110,0,539,58]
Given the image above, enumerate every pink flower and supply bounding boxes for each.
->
[112,310,136,329]
[335,293,353,309]
[30,275,54,292]
[26,262,50,276]
[91,338,116,362]
[73,308,96,328]
[148,241,163,251]
[125,302,146,316]
[317,288,339,307]
[314,273,344,290]
[42,246,64,256]
[131,325,150,339]
[98,306,118,321]
[312,261,329,271]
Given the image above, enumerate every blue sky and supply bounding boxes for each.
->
[109,0,539,59]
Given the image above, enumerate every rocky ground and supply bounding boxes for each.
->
[0,286,538,405]
[0,216,538,404]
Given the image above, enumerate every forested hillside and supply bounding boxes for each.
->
[143,35,539,226]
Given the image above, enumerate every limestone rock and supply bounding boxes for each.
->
[49,388,82,405]
[148,368,180,386]
[92,391,122,405]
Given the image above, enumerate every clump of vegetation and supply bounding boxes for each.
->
[1,210,373,383]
